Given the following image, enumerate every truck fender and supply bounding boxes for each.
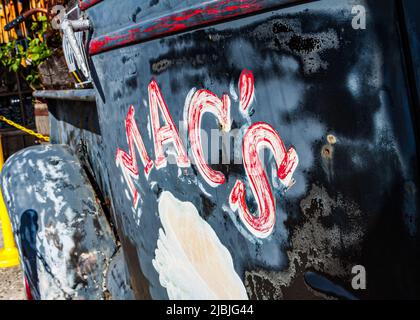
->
[1,144,117,300]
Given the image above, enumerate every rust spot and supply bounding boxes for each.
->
[321,145,333,159]
[121,235,152,299]
[327,134,337,145]
[152,59,172,73]
[44,223,63,251]
[95,197,102,206]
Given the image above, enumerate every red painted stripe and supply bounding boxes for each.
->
[24,276,34,300]
[89,0,301,55]
[79,0,103,11]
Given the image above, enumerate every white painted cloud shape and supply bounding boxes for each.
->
[152,191,248,300]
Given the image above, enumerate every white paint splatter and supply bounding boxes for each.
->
[197,181,212,198]
[36,159,69,217]
[37,221,76,299]
[229,81,238,102]
[153,191,248,300]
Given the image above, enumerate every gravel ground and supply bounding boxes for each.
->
[0,221,25,300]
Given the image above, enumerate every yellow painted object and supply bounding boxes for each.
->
[0,0,50,44]
[0,135,20,268]
[0,4,9,44]
[0,115,50,142]
[0,4,3,43]
[4,0,17,40]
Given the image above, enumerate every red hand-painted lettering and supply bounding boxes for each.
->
[115,105,154,208]
[239,69,255,113]
[149,79,190,169]
[188,89,231,187]
[229,122,298,238]
[116,70,299,240]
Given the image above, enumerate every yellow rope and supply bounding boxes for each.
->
[0,115,50,142]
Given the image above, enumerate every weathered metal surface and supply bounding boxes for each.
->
[33,89,96,102]
[1,145,116,299]
[88,0,302,55]
[106,248,136,300]
[79,0,420,299]
[47,98,115,228]
[400,1,420,132]
[78,0,103,11]
[5,0,420,300]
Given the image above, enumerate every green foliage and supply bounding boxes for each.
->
[0,41,21,73]
[0,15,52,88]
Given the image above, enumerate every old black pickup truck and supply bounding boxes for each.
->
[1,0,419,299]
